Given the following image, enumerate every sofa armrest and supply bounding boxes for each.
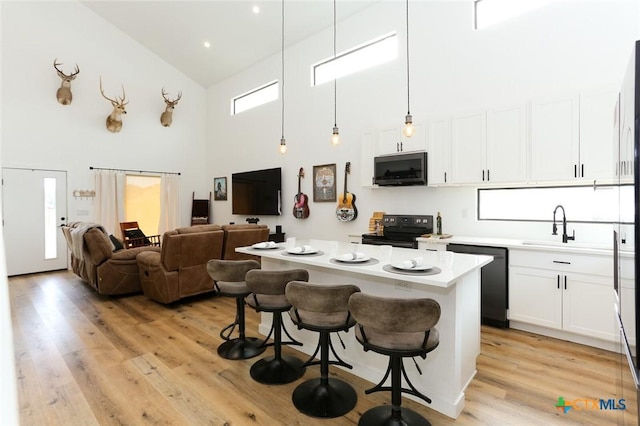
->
[112,246,161,261]
[135,250,162,267]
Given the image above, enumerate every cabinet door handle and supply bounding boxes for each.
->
[564,275,567,290]
[482,170,485,181]
[397,142,400,152]
[487,169,490,181]
[581,164,584,177]
[574,164,577,178]
[444,172,447,183]
[553,260,571,264]
[557,275,560,289]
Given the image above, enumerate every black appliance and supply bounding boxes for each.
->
[231,167,282,215]
[374,151,428,186]
[447,244,508,329]
[614,39,640,423]
[361,214,433,249]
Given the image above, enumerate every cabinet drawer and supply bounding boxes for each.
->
[510,249,612,276]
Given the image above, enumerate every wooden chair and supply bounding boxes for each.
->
[119,222,161,249]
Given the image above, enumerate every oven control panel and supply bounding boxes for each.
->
[382,214,433,229]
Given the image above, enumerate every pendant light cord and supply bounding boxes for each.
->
[333,0,337,128]
[281,0,285,139]
[406,0,411,115]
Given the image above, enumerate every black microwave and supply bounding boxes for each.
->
[374,151,428,186]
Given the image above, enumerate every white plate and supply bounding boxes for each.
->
[335,255,371,263]
[391,262,433,271]
[251,243,279,249]
[286,247,319,255]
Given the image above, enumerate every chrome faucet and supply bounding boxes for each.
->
[552,204,575,243]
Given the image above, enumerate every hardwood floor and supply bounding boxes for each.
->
[9,270,635,425]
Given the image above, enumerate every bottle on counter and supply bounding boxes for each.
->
[436,212,442,235]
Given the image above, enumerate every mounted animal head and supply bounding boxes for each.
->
[99,77,128,133]
[53,58,79,105]
[160,88,182,127]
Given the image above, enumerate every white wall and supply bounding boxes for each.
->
[1,1,209,234]
[206,0,640,245]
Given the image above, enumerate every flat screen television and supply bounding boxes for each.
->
[231,167,282,215]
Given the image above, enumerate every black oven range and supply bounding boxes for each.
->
[361,214,433,249]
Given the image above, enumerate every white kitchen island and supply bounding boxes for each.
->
[237,240,492,419]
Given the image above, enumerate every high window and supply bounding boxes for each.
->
[474,0,551,30]
[231,80,279,115]
[312,32,397,86]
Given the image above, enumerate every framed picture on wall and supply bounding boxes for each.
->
[313,164,337,202]
[214,177,227,201]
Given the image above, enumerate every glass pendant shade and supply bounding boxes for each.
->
[331,126,340,146]
[403,113,414,137]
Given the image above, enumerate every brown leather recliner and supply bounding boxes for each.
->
[136,224,224,304]
[62,222,161,295]
[221,224,270,261]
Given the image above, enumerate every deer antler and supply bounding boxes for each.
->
[100,77,127,106]
[53,58,79,78]
[162,88,182,104]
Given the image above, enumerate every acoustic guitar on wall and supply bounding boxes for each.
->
[336,162,357,222]
[293,167,310,219]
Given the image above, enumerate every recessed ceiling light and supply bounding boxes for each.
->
[203,41,211,48]
[252,5,260,14]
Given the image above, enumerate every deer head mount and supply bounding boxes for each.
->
[99,77,128,133]
[160,88,182,127]
[53,58,79,105]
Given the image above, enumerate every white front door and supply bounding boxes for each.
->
[2,168,68,276]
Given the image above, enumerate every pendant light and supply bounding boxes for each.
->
[402,0,414,138]
[330,0,340,146]
[279,0,288,155]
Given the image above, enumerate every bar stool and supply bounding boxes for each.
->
[245,268,309,384]
[348,293,441,426]
[285,281,361,418]
[206,259,265,360]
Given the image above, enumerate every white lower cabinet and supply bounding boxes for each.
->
[509,249,617,343]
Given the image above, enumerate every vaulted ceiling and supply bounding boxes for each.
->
[81,1,378,88]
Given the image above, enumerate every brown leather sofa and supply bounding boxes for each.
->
[136,224,225,304]
[221,224,270,261]
[62,222,161,295]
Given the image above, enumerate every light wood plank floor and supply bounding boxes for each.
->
[9,271,635,425]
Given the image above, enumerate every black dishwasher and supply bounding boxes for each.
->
[446,244,508,328]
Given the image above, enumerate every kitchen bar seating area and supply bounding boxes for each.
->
[9,268,635,425]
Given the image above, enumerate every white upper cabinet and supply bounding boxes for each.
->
[376,123,426,156]
[448,106,527,185]
[486,105,528,183]
[530,95,580,182]
[578,90,617,182]
[451,111,486,184]
[530,91,616,183]
[426,117,451,186]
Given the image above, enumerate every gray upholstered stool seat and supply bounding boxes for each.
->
[286,281,361,418]
[245,268,310,384]
[206,259,265,360]
[349,293,441,426]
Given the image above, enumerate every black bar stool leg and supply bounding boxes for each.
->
[217,297,265,360]
[250,312,306,385]
[292,331,357,418]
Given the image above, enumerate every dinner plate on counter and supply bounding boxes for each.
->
[391,262,433,271]
[251,242,280,249]
[286,247,319,255]
[335,255,371,263]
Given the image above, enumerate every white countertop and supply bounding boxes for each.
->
[237,239,492,289]
[417,235,634,257]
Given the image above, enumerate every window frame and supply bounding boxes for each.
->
[231,80,279,116]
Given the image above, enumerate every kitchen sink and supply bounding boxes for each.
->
[520,240,613,250]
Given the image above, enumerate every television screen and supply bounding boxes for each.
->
[232,167,282,215]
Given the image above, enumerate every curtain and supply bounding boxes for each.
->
[159,174,181,234]
[94,169,125,235]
